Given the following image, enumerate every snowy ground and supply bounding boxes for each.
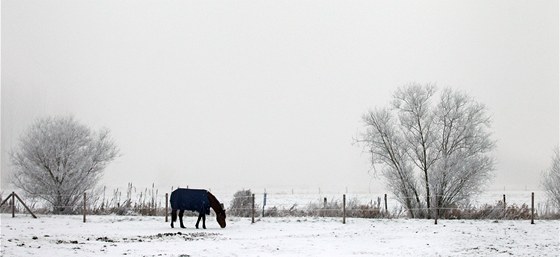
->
[1,214,558,256]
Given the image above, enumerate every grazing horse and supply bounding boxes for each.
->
[170,188,226,229]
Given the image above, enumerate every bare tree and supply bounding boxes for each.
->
[392,84,439,215]
[542,147,560,209]
[430,88,494,216]
[361,108,422,217]
[358,83,495,218]
[10,116,119,214]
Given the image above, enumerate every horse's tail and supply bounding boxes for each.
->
[170,189,177,222]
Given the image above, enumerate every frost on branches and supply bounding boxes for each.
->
[358,83,495,218]
[542,148,560,209]
[10,116,119,214]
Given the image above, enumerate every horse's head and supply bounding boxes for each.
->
[216,209,226,228]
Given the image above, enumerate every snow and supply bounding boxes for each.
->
[1,214,558,256]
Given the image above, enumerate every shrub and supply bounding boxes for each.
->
[229,189,257,217]
[440,201,536,220]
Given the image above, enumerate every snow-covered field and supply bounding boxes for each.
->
[1,214,558,256]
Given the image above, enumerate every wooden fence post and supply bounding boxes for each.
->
[323,197,327,217]
[12,193,37,219]
[503,194,507,219]
[251,194,255,224]
[434,198,438,225]
[165,193,169,222]
[12,192,15,218]
[342,194,346,224]
[262,193,267,217]
[83,193,86,223]
[0,193,13,209]
[531,192,535,224]
[384,194,388,217]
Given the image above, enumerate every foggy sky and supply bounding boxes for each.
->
[1,0,558,193]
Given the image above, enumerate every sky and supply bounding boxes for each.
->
[1,0,558,194]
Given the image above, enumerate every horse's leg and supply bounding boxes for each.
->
[195,213,202,229]
[202,214,206,229]
[171,209,177,228]
[179,210,186,229]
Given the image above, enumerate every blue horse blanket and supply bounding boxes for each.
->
[170,188,210,215]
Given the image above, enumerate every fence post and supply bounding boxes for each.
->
[503,194,507,219]
[342,194,346,224]
[83,193,87,223]
[12,193,37,218]
[531,192,535,224]
[262,193,267,217]
[0,192,13,209]
[251,193,255,224]
[165,193,169,222]
[384,194,388,217]
[434,197,438,225]
[12,192,15,218]
[323,197,327,217]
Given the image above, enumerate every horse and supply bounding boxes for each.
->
[170,188,226,229]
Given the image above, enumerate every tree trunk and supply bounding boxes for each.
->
[424,171,431,218]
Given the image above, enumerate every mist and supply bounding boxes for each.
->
[1,0,558,194]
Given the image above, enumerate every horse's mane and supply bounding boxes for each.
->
[207,191,224,213]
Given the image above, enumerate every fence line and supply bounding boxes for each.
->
[1,190,557,225]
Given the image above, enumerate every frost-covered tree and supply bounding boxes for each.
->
[228,189,256,217]
[358,83,495,218]
[10,116,119,213]
[542,147,560,209]
[361,108,422,217]
[430,88,494,214]
[392,84,439,214]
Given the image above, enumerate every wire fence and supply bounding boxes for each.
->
[0,184,166,217]
[224,191,560,223]
[1,188,559,224]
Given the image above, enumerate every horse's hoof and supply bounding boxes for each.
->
[180,225,186,229]
[171,224,174,228]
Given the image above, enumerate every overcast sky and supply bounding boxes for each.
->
[1,0,558,194]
